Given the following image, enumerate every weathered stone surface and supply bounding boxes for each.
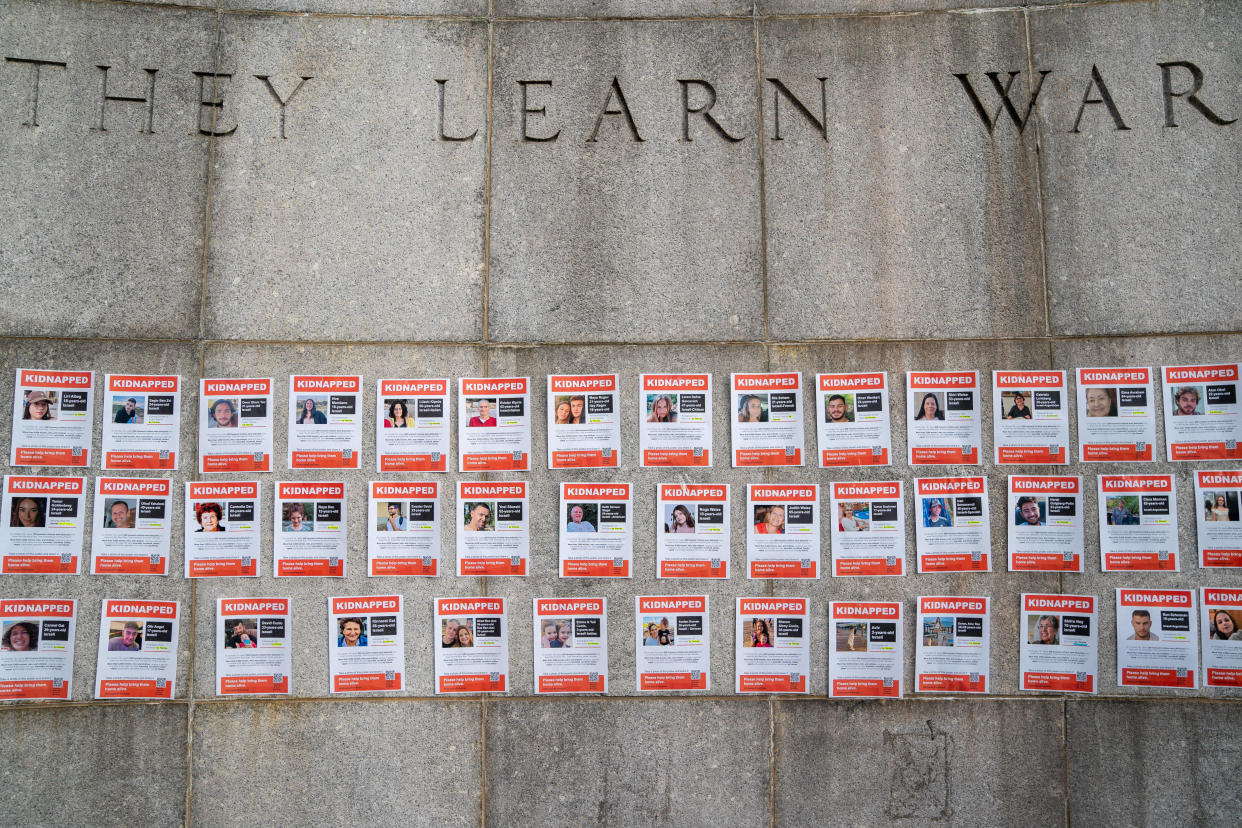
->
[761,0,1020,13]
[774,698,1066,826]
[190,699,481,826]
[497,0,753,17]
[486,698,770,825]
[203,14,488,342]
[222,0,486,15]
[1067,699,1242,824]
[488,21,764,343]
[761,12,1045,341]
[1031,0,1242,336]
[0,703,188,826]
[196,343,486,697]
[488,343,765,695]
[0,0,213,339]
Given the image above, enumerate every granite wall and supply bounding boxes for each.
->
[2,0,1240,825]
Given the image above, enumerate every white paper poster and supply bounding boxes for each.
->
[533,597,608,694]
[547,374,621,469]
[184,480,261,578]
[100,373,181,471]
[91,477,172,576]
[288,374,362,470]
[745,483,820,579]
[656,483,730,579]
[435,596,508,694]
[216,597,291,696]
[914,476,991,573]
[992,370,1069,464]
[829,480,905,577]
[0,598,75,700]
[1201,587,1242,688]
[458,377,531,472]
[730,372,805,467]
[1194,470,1242,568]
[1,475,85,575]
[1019,593,1098,694]
[367,481,440,577]
[1162,363,1242,461]
[1098,474,1178,572]
[1116,588,1198,689]
[915,596,990,694]
[328,595,405,693]
[1006,475,1083,573]
[10,368,94,468]
[735,597,809,694]
[635,595,710,692]
[456,481,529,577]
[375,378,450,473]
[1076,366,1156,462]
[199,377,273,474]
[559,482,633,578]
[815,371,892,467]
[94,598,179,700]
[906,370,981,465]
[274,481,347,577]
[639,373,712,467]
[829,601,903,698]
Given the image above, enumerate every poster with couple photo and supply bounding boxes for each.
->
[533,598,607,694]
[548,374,621,469]
[635,595,709,692]
[435,597,507,694]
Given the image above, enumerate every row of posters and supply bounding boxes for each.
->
[5,590,1239,699]
[12,365,1242,473]
[7,471,1242,577]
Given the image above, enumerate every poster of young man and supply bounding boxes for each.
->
[745,483,820,579]
[559,482,632,578]
[1162,363,1242,461]
[735,597,809,694]
[635,595,710,692]
[1006,476,1083,573]
[992,370,1068,464]
[1097,474,1179,572]
[91,477,172,576]
[328,595,404,694]
[828,601,903,698]
[816,371,891,467]
[198,377,273,473]
[730,372,804,467]
[100,373,181,470]
[456,481,529,576]
[287,375,362,469]
[375,378,450,473]
[9,368,93,468]
[273,481,347,577]
[1076,366,1156,462]
[216,597,291,696]
[829,480,905,577]
[547,374,621,469]
[1019,593,1098,694]
[533,597,607,694]
[905,370,981,465]
[184,480,261,578]
[1,475,86,575]
[639,373,712,467]
[915,596,990,694]
[367,481,440,577]
[457,377,531,472]
[0,598,75,700]
[1115,588,1198,689]
[434,597,508,694]
[94,598,179,700]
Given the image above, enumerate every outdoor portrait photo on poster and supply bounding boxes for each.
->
[10,368,93,468]
[547,374,621,469]
[829,601,903,698]
[94,599,179,700]
[639,373,712,467]
[1194,470,1242,568]
[1019,593,1097,694]
[367,481,440,577]
[656,483,730,579]
[635,595,709,692]
[1098,475,1178,572]
[1,475,85,575]
[288,375,362,470]
[100,374,181,471]
[816,371,891,467]
[915,596,990,694]
[745,483,820,579]
[1201,588,1242,688]
[456,481,529,576]
[1076,367,1156,462]
[1006,476,1083,573]
[375,378,450,473]
[435,597,507,694]
[458,377,531,472]
[1115,588,1198,689]
[328,595,404,694]
[533,598,607,694]
[906,371,980,465]
[0,599,75,700]
[559,483,632,578]
[1162,363,1242,461]
[91,477,171,576]
[198,378,273,473]
[735,597,809,694]
[914,476,990,573]
[215,597,291,696]
[730,372,805,467]
[184,480,260,578]
[273,481,347,577]
[992,370,1068,464]
[829,481,905,577]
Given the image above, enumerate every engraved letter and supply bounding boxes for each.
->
[254,74,312,139]
[436,79,478,142]
[191,71,237,136]
[95,65,158,133]
[1158,61,1236,128]
[518,80,559,142]
[953,71,1049,135]
[586,76,643,143]
[678,79,743,143]
[4,57,66,127]
[766,77,827,141]
[1070,65,1129,133]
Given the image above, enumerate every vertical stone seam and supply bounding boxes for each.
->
[479,695,488,827]
[1062,697,1071,827]
[482,11,495,348]
[752,7,770,344]
[767,696,776,828]
[1022,6,1053,339]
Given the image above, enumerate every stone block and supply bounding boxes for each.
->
[0,703,188,826]
[774,698,1066,826]
[760,12,1045,341]
[222,0,487,15]
[1067,699,1242,825]
[0,0,213,339]
[488,20,764,343]
[1031,0,1242,336]
[195,343,486,696]
[190,699,481,826]
[486,698,770,826]
[760,0,1020,12]
[204,14,488,342]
